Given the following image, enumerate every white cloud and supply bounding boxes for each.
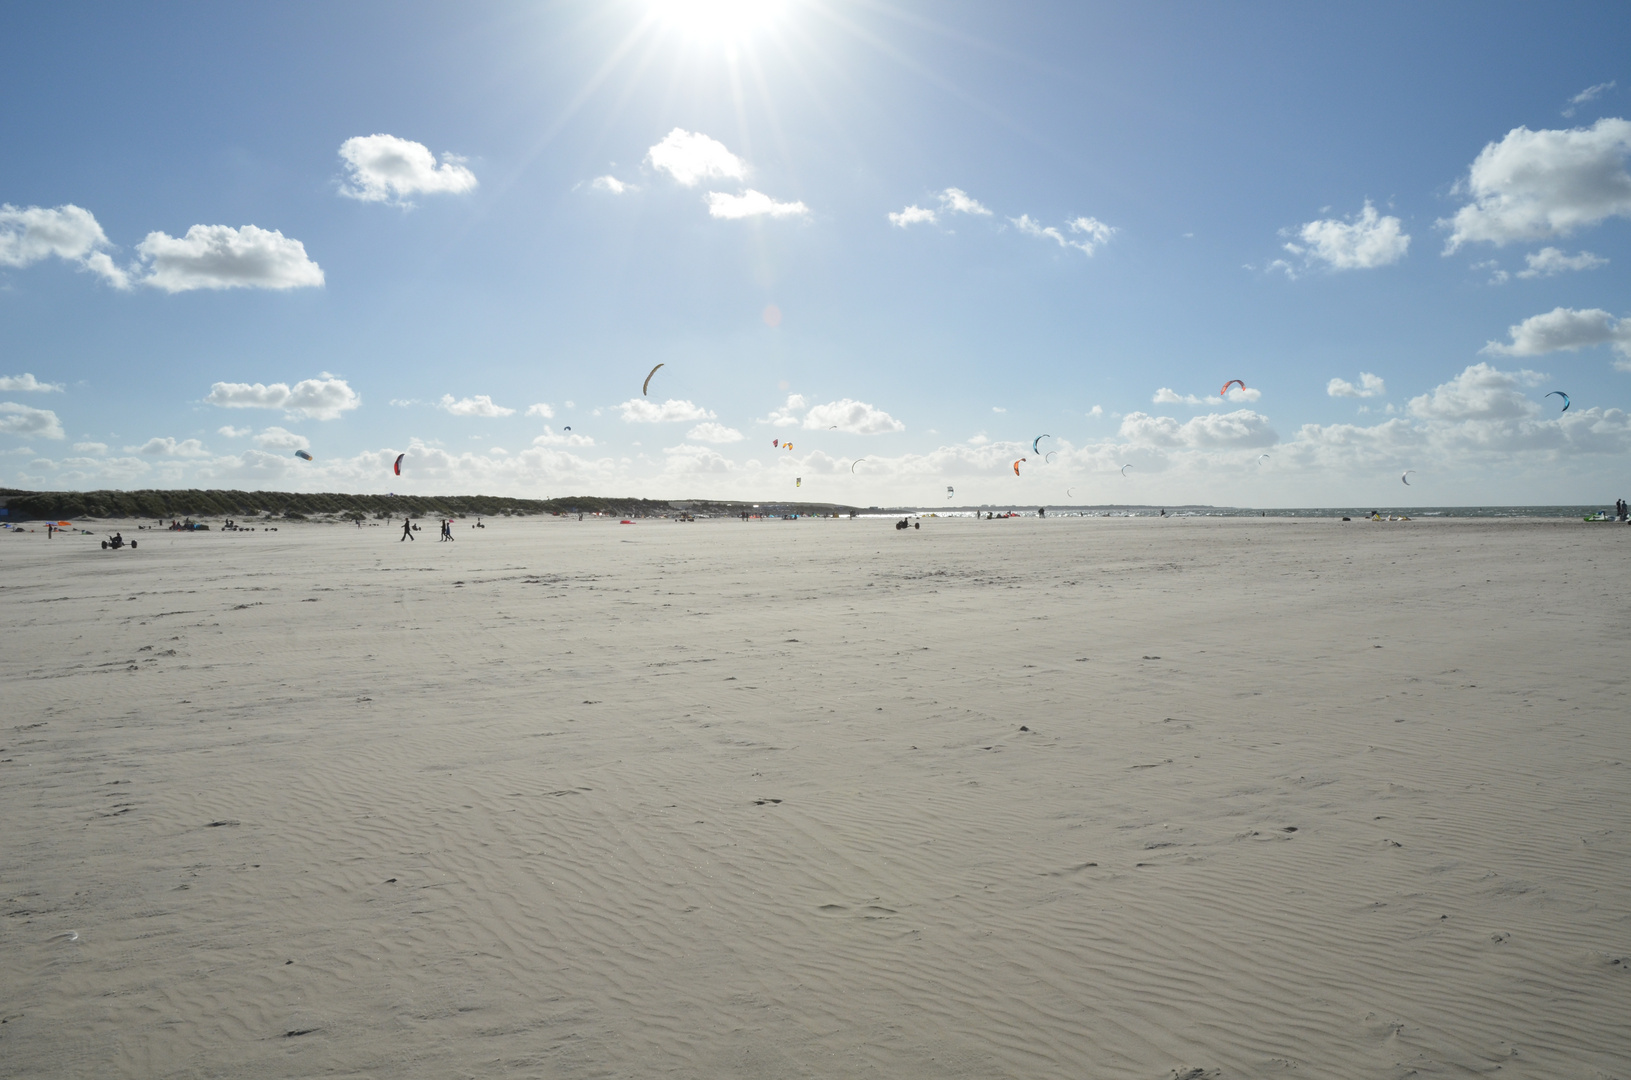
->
[1154,385,1261,406]
[525,402,555,419]
[1564,81,1616,118]
[389,398,418,407]
[941,188,991,216]
[646,128,746,187]
[1441,118,1631,251]
[1327,372,1387,398]
[73,441,108,453]
[1087,405,1104,418]
[0,402,65,439]
[591,175,632,194]
[0,203,129,287]
[0,372,63,392]
[1515,246,1607,278]
[206,376,360,420]
[1284,201,1409,270]
[136,225,323,292]
[1481,306,1631,358]
[1407,362,1539,422]
[338,134,478,204]
[802,399,904,434]
[253,426,310,451]
[762,393,807,427]
[686,421,744,442]
[531,427,594,447]
[1119,410,1278,449]
[888,205,936,228]
[439,393,515,418]
[706,190,809,219]
[217,425,250,438]
[131,436,210,457]
[618,397,715,422]
[660,443,735,474]
[1012,213,1116,254]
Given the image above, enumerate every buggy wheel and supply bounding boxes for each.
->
[101,541,108,549]
[130,540,137,549]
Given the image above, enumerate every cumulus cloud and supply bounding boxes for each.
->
[73,441,108,453]
[0,401,65,439]
[1516,247,1607,278]
[1327,372,1387,398]
[1012,214,1116,254]
[618,397,715,423]
[0,373,63,392]
[1564,81,1616,118]
[591,175,632,194]
[252,426,310,451]
[1284,201,1409,270]
[136,225,323,292]
[686,421,744,442]
[941,188,991,216]
[1154,386,1261,406]
[1406,362,1539,422]
[762,393,807,427]
[1440,118,1631,251]
[660,443,735,474]
[217,426,250,438]
[531,427,595,447]
[647,128,747,187]
[205,376,361,420]
[439,394,515,418]
[1087,405,1104,418]
[1119,409,1278,449]
[1481,306,1631,358]
[131,436,210,457]
[0,203,130,287]
[888,204,937,227]
[706,190,809,219]
[802,399,904,434]
[525,402,555,419]
[338,134,478,204]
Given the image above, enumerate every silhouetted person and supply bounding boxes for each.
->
[401,517,414,541]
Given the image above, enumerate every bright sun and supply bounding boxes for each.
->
[649,0,786,44]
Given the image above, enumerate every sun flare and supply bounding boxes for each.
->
[649,0,786,44]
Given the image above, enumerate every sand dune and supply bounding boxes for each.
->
[2,515,1627,1078]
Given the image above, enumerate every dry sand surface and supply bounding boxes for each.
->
[2,514,1628,1079]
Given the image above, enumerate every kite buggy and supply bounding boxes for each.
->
[100,533,136,550]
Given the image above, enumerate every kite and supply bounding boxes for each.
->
[1401,469,1415,486]
[773,439,780,448]
[1044,451,1057,464]
[294,450,313,461]
[946,486,954,499]
[796,477,802,488]
[1120,464,1133,477]
[564,426,571,431]
[1013,458,1026,476]
[1066,488,1075,498]
[1546,391,1570,412]
[393,453,404,476]
[1258,453,1271,464]
[1032,434,1052,454]
[642,363,664,395]
[1220,379,1246,397]
[851,458,864,473]
[783,442,793,451]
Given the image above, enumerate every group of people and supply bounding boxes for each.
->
[398,517,460,541]
[1617,498,1628,521]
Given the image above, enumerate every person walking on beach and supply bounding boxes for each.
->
[400,516,414,541]
[440,519,454,542]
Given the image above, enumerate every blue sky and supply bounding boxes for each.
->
[3,0,1629,506]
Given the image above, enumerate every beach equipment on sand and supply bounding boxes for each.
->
[1546,391,1570,412]
[1220,379,1246,397]
[393,453,404,475]
[1401,469,1415,485]
[643,363,664,395]
[294,450,314,461]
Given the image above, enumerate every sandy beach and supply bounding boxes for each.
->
[2,514,1627,1079]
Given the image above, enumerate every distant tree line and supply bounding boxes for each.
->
[0,487,856,521]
